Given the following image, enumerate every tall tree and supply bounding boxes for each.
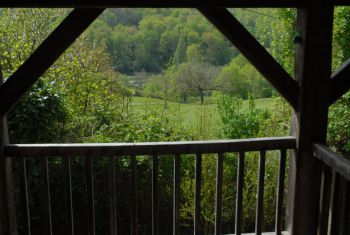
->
[176,62,219,104]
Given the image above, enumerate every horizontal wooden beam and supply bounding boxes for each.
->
[4,136,296,157]
[313,143,350,181]
[199,8,299,110]
[0,8,104,115]
[329,58,350,105]
[0,0,304,8]
[335,0,350,6]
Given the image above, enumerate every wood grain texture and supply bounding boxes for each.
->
[287,2,334,235]
[313,143,350,181]
[5,137,296,157]
[329,58,350,104]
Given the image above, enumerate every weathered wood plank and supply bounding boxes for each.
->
[330,176,350,235]
[40,158,52,235]
[0,69,17,235]
[63,157,74,235]
[313,143,350,181]
[287,2,334,235]
[173,154,180,235]
[275,150,286,235]
[108,157,117,235]
[194,154,202,235]
[199,8,299,110]
[329,58,350,105]
[0,8,103,115]
[317,164,332,235]
[235,152,245,235]
[5,137,296,157]
[18,158,31,235]
[0,0,304,8]
[85,157,95,235]
[152,156,158,235]
[130,155,137,235]
[214,153,223,235]
[327,171,337,235]
[335,0,350,6]
[255,151,266,235]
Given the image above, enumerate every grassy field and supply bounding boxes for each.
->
[131,96,276,137]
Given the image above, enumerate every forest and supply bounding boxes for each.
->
[0,7,349,234]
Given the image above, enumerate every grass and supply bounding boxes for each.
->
[131,96,276,138]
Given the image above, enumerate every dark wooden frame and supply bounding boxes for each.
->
[287,2,336,235]
[1,0,350,234]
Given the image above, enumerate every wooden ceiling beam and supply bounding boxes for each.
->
[199,7,299,110]
[0,0,304,8]
[0,8,104,115]
[329,58,350,105]
[335,0,350,6]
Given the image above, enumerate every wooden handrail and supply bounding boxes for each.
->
[8,137,296,235]
[313,143,350,181]
[4,136,296,157]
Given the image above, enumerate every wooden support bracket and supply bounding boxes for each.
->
[329,58,350,105]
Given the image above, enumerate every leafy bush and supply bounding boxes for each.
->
[217,94,270,139]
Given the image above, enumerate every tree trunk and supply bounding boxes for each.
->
[200,92,204,105]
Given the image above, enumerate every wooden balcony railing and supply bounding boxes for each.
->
[313,143,350,235]
[4,136,296,235]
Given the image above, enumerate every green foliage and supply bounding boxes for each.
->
[217,94,270,139]
[8,80,67,143]
[216,56,274,99]
[328,92,350,154]
[271,8,296,75]
[333,7,350,68]
[0,9,70,143]
[90,9,235,74]
[328,7,350,155]
[173,35,187,65]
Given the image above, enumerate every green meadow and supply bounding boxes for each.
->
[131,96,276,137]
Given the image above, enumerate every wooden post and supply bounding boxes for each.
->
[0,65,17,235]
[287,1,334,235]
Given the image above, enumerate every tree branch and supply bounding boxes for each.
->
[0,8,104,115]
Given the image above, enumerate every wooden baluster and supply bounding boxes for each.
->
[255,151,265,235]
[85,157,95,235]
[152,155,158,235]
[318,163,332,235]
[194,153,202,235]
[130,155,137,235]
[275,150,286,235]
[215,153,223,235]
[63,157,74,235]
[235,152,245,235]
[41,157,52,235]
[19,158,31,235]
[109,156,117,235]
[173,154,180,235]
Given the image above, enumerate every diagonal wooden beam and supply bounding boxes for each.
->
[0,8,104,115]
[0,0,305,8]
[199,7,299,110]
[329,58,350,105]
